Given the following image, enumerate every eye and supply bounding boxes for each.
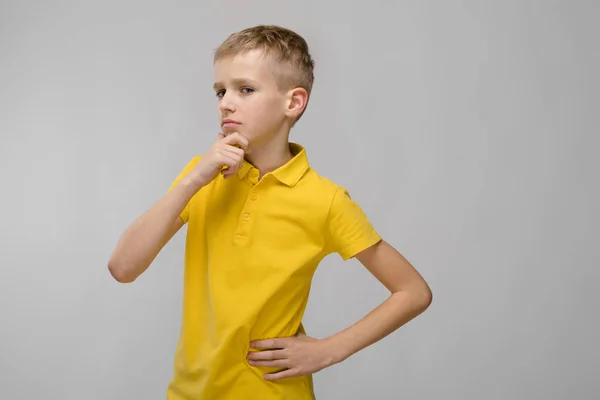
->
[215,89,225,98]
[241,87,254,94]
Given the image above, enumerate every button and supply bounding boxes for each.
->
[243,213,250,221]
[250,192,258,200]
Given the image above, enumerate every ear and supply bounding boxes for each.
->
[285,87,309,120]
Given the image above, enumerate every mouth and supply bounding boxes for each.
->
[221,119,241,128]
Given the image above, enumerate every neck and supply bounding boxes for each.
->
[245,134,293,178]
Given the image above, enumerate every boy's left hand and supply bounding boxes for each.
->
[247,332,337,380]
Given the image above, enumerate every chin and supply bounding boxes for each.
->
[222,128,243,136]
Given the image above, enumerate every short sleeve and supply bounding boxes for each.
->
[167,156,202,223]
[325,187,381,260]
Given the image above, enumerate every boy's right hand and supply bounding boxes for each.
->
[189,132,249,187]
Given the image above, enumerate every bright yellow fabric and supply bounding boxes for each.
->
[165,143,381,399]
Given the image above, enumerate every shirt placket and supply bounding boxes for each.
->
[232,168,261,245]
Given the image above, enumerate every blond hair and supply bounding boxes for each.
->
[214,25,315,123]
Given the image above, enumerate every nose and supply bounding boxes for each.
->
[219,91,237,113]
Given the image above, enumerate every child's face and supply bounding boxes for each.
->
[213,49,290,144]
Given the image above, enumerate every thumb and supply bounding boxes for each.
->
[217,132,225,140]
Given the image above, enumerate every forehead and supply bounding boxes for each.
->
[213,49,277,85]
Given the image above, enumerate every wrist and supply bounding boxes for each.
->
[180,174,207,193]
[322,336,351,365]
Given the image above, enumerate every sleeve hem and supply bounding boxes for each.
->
[179,209,189,224]
[167,156,202,225]
[339,231,382,261]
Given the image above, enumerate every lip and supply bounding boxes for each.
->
[221,119,241,127]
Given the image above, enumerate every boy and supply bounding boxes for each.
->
[108,25,432,400]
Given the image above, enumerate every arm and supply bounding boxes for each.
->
[107,132,250,283]
[247,189,432,380]
[107,177,201,283]
[248,239,432,379]
[323,239,433,363]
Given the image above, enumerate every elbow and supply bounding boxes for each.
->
[107,260,137,283]
[417,282,433,311]
[422,285,433,309]
[403,281,433,312]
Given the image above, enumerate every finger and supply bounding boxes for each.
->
[263,368,299,381]
[217,132,225,140]
[221,166,237,179]
[221,169,235,178]
[217,151,238,168]
[248,358,289,368]
[250,338,287,350]
[223,132,249,152]
[217,153,239,176]
[222,145,245,158]
[247,349,286,361]
[222,148,243,173]
[221,165,241,178]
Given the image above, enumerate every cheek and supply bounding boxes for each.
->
[244,106,272,126]
[256,98,284,120]
[242,96,285,134]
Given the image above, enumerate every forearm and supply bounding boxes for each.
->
[108,176,202,282]
[324,287,432,363]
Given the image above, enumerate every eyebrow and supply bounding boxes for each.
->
[213,78,259,89]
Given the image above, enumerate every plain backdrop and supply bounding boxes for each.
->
[1,1,598,399]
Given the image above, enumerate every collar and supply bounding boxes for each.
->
[236,142,309,187]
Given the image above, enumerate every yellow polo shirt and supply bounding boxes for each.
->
[165,143,381,400]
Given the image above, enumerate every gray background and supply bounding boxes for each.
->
[1,1,598,399]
